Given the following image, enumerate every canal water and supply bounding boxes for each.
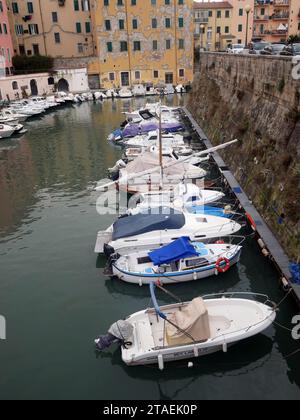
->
[0,97,299,400]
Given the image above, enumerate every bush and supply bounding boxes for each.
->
[12,55,54,74]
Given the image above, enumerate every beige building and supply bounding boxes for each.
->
[253,0,300,42]
[194,1,254,51]
[6,0,94,57]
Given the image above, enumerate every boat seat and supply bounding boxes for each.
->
[166,297,211,346]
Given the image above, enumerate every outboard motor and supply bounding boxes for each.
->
[95,320,134,351]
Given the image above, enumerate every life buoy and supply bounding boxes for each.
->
[216,257,230,274]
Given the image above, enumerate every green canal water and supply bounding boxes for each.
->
[0,97,300,400]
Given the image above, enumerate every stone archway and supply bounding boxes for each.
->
[30,79,38,96]
[57,78,69,92]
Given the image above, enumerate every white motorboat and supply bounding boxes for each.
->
[106,89,119,98]
[123,144,194,163]
[0,113,19,126]
[132,84,146,97]
[30,96,51,109]
[94,91,107,100]
[119,88,133,98]
[95,288,276,368]
[111,236,243,285]
[1,108,28,122]
[122,130,185,148]
[10,101,44,116]
[95,207,242,255]
[145,87,158,96]
[175,84,186,94]
[164,84,175,95]
[130,183,225,212]
[0,123,16,139]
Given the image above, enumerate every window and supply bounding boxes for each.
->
[117,0,123,5]
[76,22,82,33]
[28,24,39,35]
[15,24,24,36]
[85,22,91,33]
[81,0,90,11]
[120,41,128,52]
[19,45,25,55]
[109,72,115,81]
[178,17,184,28]
[52,12,58,23]
[107,42,113,52]
[78,43,84,53]
[238,24,243,32]
[166,39,171,49]
[3,23,7,34]
[48,77,55,85]
[119,19,125,30]
[104,0,109,5]
[153,40,158,50]
[179,68,184,78]
[74,0,79,11]
[27,2,34,14]
[54,32,61,43]
[165,18,171,28]
[216,26,221,34]
[133,41,141,51]
[12,2,19,13]
[225,10,230,18]
[217,10,221,18]
[239,8,243,16]
[225,26,229,34]
[0,1,3,12]
[208,10,212,17]
[153,70,159,78]
[135,71,140,80]
[152,18,157,29]
[132,19,138,29]
[178,0,184,4]
[151,0,156,5]
[105,20,111,30]
[12,81,18,90]
[261,8,265,16]
[33,44,39,55]
[131,0,136,5]
[178,39,184,49]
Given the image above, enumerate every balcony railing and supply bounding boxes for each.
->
[254,15,270,20]
[273,0,289,5]
[195,18,209,23]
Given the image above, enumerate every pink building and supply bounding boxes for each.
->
[0,0,14,76]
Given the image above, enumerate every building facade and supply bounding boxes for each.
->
[253,0,300,42]
[194,1,254,51]
[0,0,14,75]
[90,0,194,89]
[6,0,94,57]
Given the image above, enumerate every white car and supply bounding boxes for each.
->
[227,44,245,54]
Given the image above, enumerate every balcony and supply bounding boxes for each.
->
[273,0,289,6]
[195,18,209,24]
[271,12,289,20]
[255,0,273,5]
[254,15,270,21]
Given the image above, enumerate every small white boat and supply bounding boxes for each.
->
[111,236,243,285]
[123,130,185,149]
[119,88,133,98]
[106,89,119,98]
[95,288,276,368]
[146,87,158,96]
[132,84,146,97]
[94,91,107,100]
[95,207,241,255]
[0,123,16,139]
[1,108,28,122]
[175,84,186,94]
[164,84,175,95]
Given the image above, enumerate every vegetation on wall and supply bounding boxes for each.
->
[12,55,54,75]
[288,34,300,44]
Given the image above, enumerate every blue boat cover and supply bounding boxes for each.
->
[290,263,300,285]
[148,236,198,266]
[112,208,185,241]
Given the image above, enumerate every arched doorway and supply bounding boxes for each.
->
[57,78,69,92]
[30,79,38,96]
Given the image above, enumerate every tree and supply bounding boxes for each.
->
[12,55,54,74]
[287,34,300,44]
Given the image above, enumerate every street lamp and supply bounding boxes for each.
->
[200,24,205,51]
[245,4,251,48]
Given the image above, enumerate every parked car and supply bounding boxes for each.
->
[249,42,271,55]
[280,43,300,56]
[260,43,285,55]
[227,44,245,54]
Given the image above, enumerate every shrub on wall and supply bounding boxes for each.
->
[12,55,54,74]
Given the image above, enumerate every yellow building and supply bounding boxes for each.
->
[6,0,94,57]
[194,1,255,51]
[90,0,194,89]
[253,0,300,42]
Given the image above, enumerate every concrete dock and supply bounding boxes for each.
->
[183,107,300,305]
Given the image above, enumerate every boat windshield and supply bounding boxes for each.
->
[112,209,185,240]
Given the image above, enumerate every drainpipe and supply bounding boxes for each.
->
[125,0,132,87]
[174,0,178,85]
[38,0,47,55]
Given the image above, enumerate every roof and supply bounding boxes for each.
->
[194,1,233,9]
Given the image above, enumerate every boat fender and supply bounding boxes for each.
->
[262,248,270,257]
[139,278,143,287]
[246,213,257,231]
[281,277,290,292]
[257,238,266,249]
[158,354,164,371]
[188,362,194,368]
[193,271,197,281]
[222,342,228,353]
[214,269,219,276]
[193,346,199,358]
[216,257,230,274]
